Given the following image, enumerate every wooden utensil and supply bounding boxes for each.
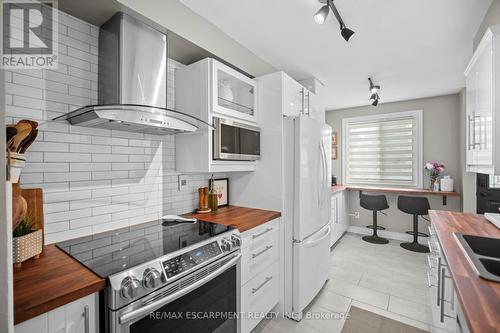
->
[12,195,27,230]
[12,122,32,153]
[19,129,38,153]
[6,126,17,142]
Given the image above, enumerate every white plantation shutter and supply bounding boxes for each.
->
[343,111,422,187]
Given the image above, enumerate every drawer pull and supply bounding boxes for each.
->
[252,245,273,259]
[252,227,273,239]
[252,276,273,294]
[427,254,438,269]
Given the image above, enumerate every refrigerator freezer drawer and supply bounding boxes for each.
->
[292,224,331,317]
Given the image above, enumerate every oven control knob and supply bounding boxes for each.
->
[231,235,241,247]
[220,238,233,252]
[143,268,161,289]
[120,276,140,299]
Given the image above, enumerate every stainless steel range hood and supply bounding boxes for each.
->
[54,12,211,134]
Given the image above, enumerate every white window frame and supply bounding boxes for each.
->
[342,110,423,188]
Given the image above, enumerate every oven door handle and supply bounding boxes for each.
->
[118,253,241,325]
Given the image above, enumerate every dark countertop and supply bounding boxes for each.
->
[184,205,281,232]
[14,245,106,325]
[429,210,500,333]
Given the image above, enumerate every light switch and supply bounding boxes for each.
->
[178,175,188,191]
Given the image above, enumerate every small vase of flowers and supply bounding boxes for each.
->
[425,162,445,191]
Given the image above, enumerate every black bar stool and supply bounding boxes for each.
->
[360,193,389,244]
[398,196,430,253]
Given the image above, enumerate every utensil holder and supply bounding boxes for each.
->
[7,152,26,183]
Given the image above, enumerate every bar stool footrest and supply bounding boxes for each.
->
[366,225,386,230]
[405,231,429,237]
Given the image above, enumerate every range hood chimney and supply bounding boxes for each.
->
[54,12,211,134]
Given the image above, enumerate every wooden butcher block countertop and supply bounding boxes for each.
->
[429,210,500,333]
[184,205,281,232]
[13,245,106,325]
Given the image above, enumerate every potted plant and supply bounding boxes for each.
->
[424,162,445,191]
[13,214,42,267]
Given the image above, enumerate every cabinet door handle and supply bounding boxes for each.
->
[252,245,273,259]
[467,114,472,150]
[437,258,442,306]
[440,267,446,322]
[252,276,273,294]
[252,227,273,239]
[83,305,90,333]
[300,89,304,114]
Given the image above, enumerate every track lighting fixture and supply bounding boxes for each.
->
[368,78,380,106]
[313,0,355,42]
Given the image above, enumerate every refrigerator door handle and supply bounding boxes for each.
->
[317,142,324,208]
[304,225,331,248]
[319,140,328,206]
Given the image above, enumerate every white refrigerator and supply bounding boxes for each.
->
[283,115,332,320]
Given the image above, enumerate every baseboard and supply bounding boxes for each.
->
[347,226,414,242]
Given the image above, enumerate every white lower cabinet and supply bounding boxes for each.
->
[15,293,98,333]
[427,228,460,333]
[330,191,348,246]
[240,218,280,333]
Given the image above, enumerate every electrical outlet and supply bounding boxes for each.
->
[178,175,188,191]
[348,212,360,219]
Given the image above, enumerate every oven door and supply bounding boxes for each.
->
[213,118,260,161]
[111,253,241,333]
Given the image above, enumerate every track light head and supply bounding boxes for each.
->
[314,4,329,25]
[340,27,355,42]
[313,0,355,42]
[368,78,381,106]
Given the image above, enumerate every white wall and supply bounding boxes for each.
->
[116,0,275,77]
[326,94,461,233]
[474,0,500,51]
[4,10,221,244]
[1,69,14,332]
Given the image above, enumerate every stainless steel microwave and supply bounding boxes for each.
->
[213,117,261,161]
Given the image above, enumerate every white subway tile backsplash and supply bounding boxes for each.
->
[44,152,91,162]
[6,11,218,243]
[45,190,92,203]
[44,172,91,183]
[5,82,43,99]
[70,143,111,154]
[92,154,128,162]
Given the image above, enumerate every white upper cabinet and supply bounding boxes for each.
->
[283,74,303,118]
[282,74,324,120]
[212,60,258,123]
[465,26,499,174]
[175,58,257,172]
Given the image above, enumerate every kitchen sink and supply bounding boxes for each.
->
[455,233,500,282]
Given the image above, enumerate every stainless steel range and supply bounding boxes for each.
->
[57,219,241,333]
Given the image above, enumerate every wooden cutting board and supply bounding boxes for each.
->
[12,184,44,246]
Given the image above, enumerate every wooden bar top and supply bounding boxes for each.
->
[14,245,106,325]
[184,205,281,232]
[335,184,460,196]
[429,210,500,333]
[331,184,347,194]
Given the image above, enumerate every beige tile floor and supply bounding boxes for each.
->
[254,233,432,333]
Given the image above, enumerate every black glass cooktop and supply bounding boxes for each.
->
[56,219,232,278]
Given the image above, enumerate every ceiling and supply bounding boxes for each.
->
[180,0,491,110]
